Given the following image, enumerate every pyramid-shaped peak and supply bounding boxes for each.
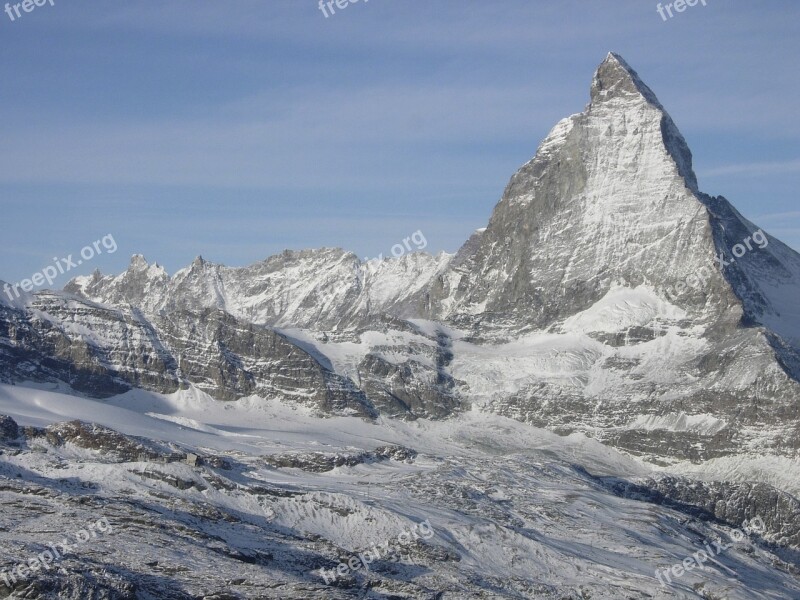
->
[590,52,662,107]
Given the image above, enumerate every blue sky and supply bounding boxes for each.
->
[0,0,798,287]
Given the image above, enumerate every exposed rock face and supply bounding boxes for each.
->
[2,53,800,463]
[428,53,714,330]
[0,415,18,441]
[0,292,178,398]
[262,445,417,473]
[35,421,155,462]
[149,307,376,415]
[0,292,376,418]
[355,329,460,419]
[606,474,800,547]
[373,445,418,462]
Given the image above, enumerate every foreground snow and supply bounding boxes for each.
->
[1,383,798,599]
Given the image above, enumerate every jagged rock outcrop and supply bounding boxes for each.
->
[605,474,800,547]
[0,415,18,442]
[262,445,417,473]
[0,292,376,418]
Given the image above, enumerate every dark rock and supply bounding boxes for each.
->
[0,415,19,441]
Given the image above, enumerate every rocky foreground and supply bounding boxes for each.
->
[1,389,799,599]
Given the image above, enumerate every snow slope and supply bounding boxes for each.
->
[2,382,798,599]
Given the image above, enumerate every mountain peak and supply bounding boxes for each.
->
[129,254,149,270]
[590,52,661,107]
[589,53,697,190]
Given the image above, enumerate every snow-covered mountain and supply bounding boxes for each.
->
[3,53,797,464]
[2,52,800,599]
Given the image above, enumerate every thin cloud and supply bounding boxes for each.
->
[700,159,800,178]
[0,82,567,190]
[753,211,800,223]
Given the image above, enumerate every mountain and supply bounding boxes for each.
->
[3,53,800,464]
[420,52,800,463]
[2,52,800,600]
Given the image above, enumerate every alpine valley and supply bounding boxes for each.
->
[1,54,799,599]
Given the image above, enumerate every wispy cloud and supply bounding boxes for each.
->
[753,211,800,223]
[0,82,567,190]
[699,159,800,178]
